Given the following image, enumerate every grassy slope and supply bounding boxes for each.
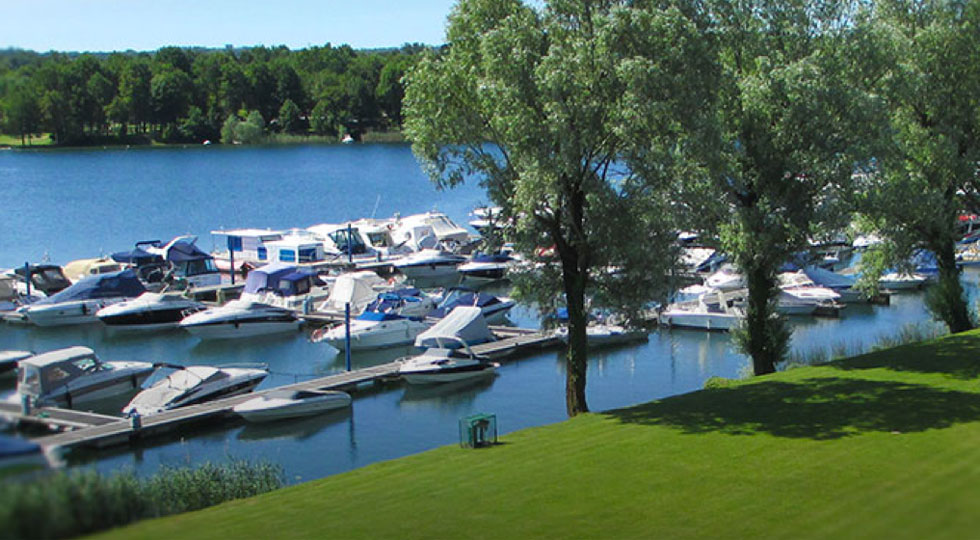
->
[96,330,980,539]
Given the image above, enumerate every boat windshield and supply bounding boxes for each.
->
[18,366,42,396]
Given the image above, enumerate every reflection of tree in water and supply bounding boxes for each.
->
[398,376,497,412]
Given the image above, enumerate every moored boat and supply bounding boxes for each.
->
[123,364,268,416]
[179,299,302,340]
[96,292,206,332]
[16,346,155,409]
[233,389,351,422]
[20,269,146,327]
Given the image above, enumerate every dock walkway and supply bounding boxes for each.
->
[12,328,563,455]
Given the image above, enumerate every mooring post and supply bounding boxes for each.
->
[347,223,353,264]
[345,302,352,372]
[228,237,236,285]
[23,262,31,298]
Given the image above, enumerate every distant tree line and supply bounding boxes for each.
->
[0,43,429,145]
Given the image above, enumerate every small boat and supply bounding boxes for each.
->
[427,286,515,324]
[0,350,33,379]
[123,364,268,416]
[20,269,146,327]
[311,311,430,351]
[233,389,351,422]
[10,264,72,297]
[659,296,744,331]
[314,270,394,317]
[96,292,206,332]
[392,249,466,281]
[458,252,512,282]
[239,262,330,311]
[400,307,497,384]
[879,272,928,291]
[554,324,649,348]
[146,236,222,289]
[363,287,440,319]
[179,299,302,340]
[704,264,745,291]
[17,346,155,409]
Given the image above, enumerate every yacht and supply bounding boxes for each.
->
[427,287,515,324]
[238,262,330,311]
[20,269,146,327]
[17,347,155,409]
[311,311,431,351]
[659,292,744,331]
[179,299,302,340]
[777,271,843,315]
[96,292,206,332]
[123,364,268,416]
[458,252,512,282]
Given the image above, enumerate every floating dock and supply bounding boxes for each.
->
[4,328,565,456]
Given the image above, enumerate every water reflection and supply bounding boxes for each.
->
[237,408,352,442]
[399,377,497,410]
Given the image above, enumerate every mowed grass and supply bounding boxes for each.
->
[95,330,980,539]
[0,133,53,146]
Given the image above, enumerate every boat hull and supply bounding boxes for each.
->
[26,299,125,327]
[322,319,429,350]
[659,311,740,331]
[401,363,498,385]
[32,367,154,409]
[182,320,302,340]
[234,392,351,422]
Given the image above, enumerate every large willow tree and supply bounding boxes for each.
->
[683,0,879,375]
[404,0,715,415]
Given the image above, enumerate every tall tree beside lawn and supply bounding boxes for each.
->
[405,0,712,415]
[2,82,41,145]
[278,99,302,134]
[853,0,980,333]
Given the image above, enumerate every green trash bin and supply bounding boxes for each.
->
[459,413,497,448]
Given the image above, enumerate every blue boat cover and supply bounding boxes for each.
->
[166,241,213,263]
[34,269,145,305]
[111,246,164,265]
[244,263,311,294]
[357,311,406,322]
[277,270,316,296]
[0,435,40,458]
[364,288,424,313]
[429,287,501,318]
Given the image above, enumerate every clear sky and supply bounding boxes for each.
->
[0,0,457,53]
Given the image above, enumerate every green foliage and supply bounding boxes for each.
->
[0,459,283,539]
[278,98,303,134]
[220,113,239,144]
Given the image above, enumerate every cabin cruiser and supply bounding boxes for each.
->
[62,257,124,283]
[314,270,395,317]
[427,287,515,324]
[777,271,844,316]
[145,236,222,288]
[311,311,431,351]
[392,249,466,281]
[389,211,472,252]
[233,389,351,423]
[95,292,206,332]
[19,269,146,327]
[123,364,268,416]
[802,266,865,303]
[458,252,512,282]
[468,206,506,235]
[110,241,170,287]
[16,346,155,409]
[363,288,440,319]
[7,264,72,298]
[660,288,745,331]
[209,228,286,273]
[704,265,745,291]
[238,262,330,311]
[553,324,648,348]
[179,299,302,340]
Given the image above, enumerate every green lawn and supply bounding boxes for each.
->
[95,330,980,539]
[0,133,53,147]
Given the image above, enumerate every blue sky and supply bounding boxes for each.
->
[1,0,457,52]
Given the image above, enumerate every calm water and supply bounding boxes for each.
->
[0,144,957,483]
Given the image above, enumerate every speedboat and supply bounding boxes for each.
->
[427,287,515,324]
[96,292,206,332]
[146,236,222,288]
[392,249,466,281]
[553,324,648,348]
[314,270,395,317]
[9,264,72,297]
[659,296,744,331]
[17,346,155,409]
[311,311,431,350]
[0,350,33,379]
[879,272,928,291]
[179,299,302,340]
[233,389,351,422]
[20,269,146,327]
[777,271,843,316]
[399,344,499,385]
[123,364,268,416]
[458,252,512,282]
[704,265,745,291]
[363,288,440,319]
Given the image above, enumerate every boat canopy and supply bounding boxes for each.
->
[469,252,512,264]
[429,287,505,318]
[244,263,306,294]
[364,288,424,313]
[415,306,493,349]
[357,310,407,322]
[319,271,387,312]
[111,246,164,266]
[33,269,145,305]
[166,241,213,262]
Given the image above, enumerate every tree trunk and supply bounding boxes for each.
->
[743,261,782,375]
[562,262,589,416]
[930,237,973,333]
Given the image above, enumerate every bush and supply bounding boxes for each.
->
[0,459,283,539]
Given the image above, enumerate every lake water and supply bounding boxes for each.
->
[0,144,957,483]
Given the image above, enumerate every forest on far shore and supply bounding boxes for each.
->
[0,43,430,146]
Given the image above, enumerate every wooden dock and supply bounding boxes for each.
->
[10,328,563,455]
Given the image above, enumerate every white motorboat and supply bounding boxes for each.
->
[311,311,430,350]
[315,270,395,316]
[123,364,268,416]
[427,287,515,324]
[20,269,146,327]
[399,345,499,385]
[147,236,222,289]
[0,350,33,379]
[17,347,155,409]
[458,252,512,282]
[179,299,302,340]
[777,272,843,315]
[233,389,351,422]
[392,249,466,281]
[362,288,440,319]
[468,206,506,235]
[554,324,648,348]
[704,264,745,291]
[802,266,866,303]
[96,292,206,332]
[659,297,744,331]
[400,306,499,384]
[879,272,928,291]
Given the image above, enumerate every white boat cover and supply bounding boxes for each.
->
[319,271,387,312]
[414,306,493,349]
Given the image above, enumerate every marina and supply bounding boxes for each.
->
[0,143,967,485]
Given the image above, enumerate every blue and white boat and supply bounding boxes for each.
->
[458,252,512,283]
[239,262,330,311]
[20,269,146,327]
[179,299,302,340]
[312,311,431,351]
[427,287,515,324]
[399,307,499,384]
